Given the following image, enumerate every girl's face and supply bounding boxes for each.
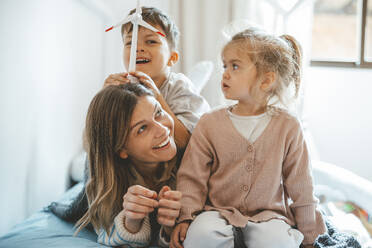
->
[221,43,263,104]
[120,95,177,170]
[123,25,176,87]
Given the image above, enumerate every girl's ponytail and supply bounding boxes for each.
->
[280,34,302,98]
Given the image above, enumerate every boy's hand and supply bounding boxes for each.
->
[104,71,160,96]
[170,222,190,248]
[122,185,158,233]
[157,186,182,236]
[128,71,161,96]
[103,72,130,87]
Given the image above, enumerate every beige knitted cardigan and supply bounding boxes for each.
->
[177,107,326,245]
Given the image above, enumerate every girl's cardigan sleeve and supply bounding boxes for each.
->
[282,120,326,245]
[176,115,214,223]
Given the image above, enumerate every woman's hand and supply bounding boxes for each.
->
[170,222,190,248]
[122,185,158,233]
[103,72,130,87]
[157,186,182,236]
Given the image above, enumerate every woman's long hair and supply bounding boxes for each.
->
[75,83,153,234]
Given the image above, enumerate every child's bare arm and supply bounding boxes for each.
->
[170,222,190,248]
[156,95,190,149]
[128,71,190,149]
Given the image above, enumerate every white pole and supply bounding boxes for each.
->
[128,0,141,72]
[127,0,141,83]
[128,21,138,72]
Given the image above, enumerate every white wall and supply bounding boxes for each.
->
[0,0,178,236]
[304,67,372,181]
[0,0,109,235]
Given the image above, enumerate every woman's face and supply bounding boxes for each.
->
[120,95,177,169]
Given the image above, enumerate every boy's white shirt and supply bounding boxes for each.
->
[159,72,210,132]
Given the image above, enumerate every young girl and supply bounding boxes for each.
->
[171,27,326,248]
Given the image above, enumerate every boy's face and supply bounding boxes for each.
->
[123,25,176,87]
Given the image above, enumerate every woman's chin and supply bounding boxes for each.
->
[152,140,177,161]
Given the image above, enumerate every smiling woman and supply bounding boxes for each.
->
[73,83,183,247]
[117,88,178,171]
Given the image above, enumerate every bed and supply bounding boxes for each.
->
[311,160,372,247]
[0,160,371,248]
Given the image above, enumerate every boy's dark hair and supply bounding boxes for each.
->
[121,7,180,50]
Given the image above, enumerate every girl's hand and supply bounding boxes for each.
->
[103,72,130,87]
[128,71,161,96]
[157,186,182,235]
[122,185,158,233]
[170,222,190,248]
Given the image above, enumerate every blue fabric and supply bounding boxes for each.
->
[0,183,161,248]
[0,210,105,248]
[0,183,107,248]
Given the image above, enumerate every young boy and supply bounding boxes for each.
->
[105,6,210,149]
[49,6,209,248]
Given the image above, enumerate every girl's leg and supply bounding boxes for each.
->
[183,211,234,248]
[242,219,304,248]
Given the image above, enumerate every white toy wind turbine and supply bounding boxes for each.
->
[105,0,166,83]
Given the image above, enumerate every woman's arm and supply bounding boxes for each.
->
[97,212,151,247]
[96,185,159,247]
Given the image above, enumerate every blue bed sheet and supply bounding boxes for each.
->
[0,183,106,248]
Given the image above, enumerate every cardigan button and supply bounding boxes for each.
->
[242,185,249,191]
[247,145,253,152]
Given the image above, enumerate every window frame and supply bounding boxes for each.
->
[310,0,372,68]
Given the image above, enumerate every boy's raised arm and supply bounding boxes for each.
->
[156,94,190,149]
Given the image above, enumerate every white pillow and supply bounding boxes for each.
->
[312,159,372,214]
[187,60,214,94]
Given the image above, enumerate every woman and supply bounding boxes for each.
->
[75,82,183,247]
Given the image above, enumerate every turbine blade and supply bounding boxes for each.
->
[138,20,165,37]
